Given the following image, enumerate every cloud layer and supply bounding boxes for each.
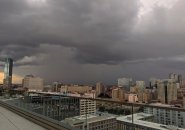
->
[0,0,185,84]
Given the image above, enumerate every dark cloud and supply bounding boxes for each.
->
[0,0,185,83]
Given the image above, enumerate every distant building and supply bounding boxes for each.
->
[60,85,92,94]
[169,73,183,87]
[169,73,178,81]
[22,75,43,91]
[157,79,177,104]
[136,81,145,90]
[112,88,125,101]
[3,58,13,89]
[136,81,145,102]
[52,82,63,92]
[149,78,159,89]
[96,82,105,97]
[63,114,117,130]
[128,93,138,103]
[130,85,151,103]
[118,78,132,91]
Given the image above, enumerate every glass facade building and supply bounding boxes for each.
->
[3,58,13,88]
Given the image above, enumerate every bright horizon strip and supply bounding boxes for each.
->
[0,72,23,84]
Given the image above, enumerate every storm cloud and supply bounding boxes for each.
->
[0,0,185,84]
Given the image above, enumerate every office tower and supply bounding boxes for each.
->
[96,82,105,97]
[3,58,13,89]
[157,80,177,104]
[118,77,132,91]
[22,75,44,91]
[136,81,145,102]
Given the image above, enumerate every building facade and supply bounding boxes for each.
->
[96,82,105,97]
[117,112,183,130]
[144,103,185,128]
[112,88,125,101]
[22,75,44,91]
[60,85,92,94]
[118,78,132,91]
[128,93,138,103]
[3,58,13,89]
[157,79,177,104]
[64,114,117,130]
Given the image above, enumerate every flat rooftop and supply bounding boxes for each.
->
[117,113,185,130]
[63,114,116,125]
[0,106,46,130]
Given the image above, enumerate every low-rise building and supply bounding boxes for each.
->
[144,103,185,128]
[63,114,117,130]
[117,113,185,130]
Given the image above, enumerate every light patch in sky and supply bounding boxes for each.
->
[26,0,47,6]
[139,0,178,18]
[0,72,23,84]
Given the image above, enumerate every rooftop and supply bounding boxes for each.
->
[117,113,185,130]
[63,114,116,126]
[0,106,46,130]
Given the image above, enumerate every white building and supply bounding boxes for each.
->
[67,93,96,116]
[63,114,117,130]
[117,112,184,130]
[22,75,44,91]
[144,103,185,128]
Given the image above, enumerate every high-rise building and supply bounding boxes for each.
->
[112,88,125,101]
[149,78,158,89]
[157,80,177,104]
[3,58,13,89]
[169,73,178,81]
[96,82,105,97]
[22,75,44,91]
[118,78,132,91]
[136,81,145,102]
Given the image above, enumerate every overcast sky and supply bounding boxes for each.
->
[0,0,185,84]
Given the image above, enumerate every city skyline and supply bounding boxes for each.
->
[0,0,185,84]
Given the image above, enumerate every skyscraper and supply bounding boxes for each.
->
[157,79,177,104]
[3,58,13,89]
